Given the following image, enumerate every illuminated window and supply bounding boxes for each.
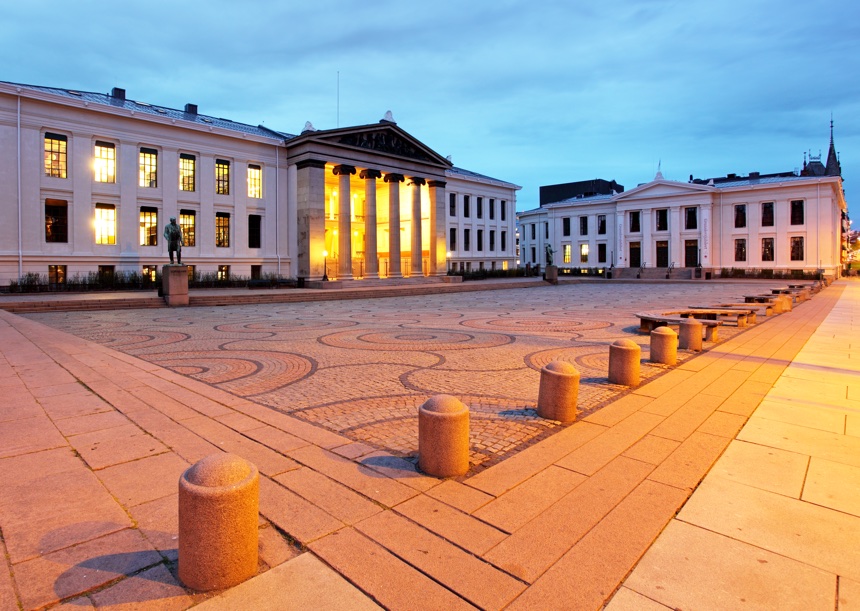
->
[685,207,697,230]
[215,159,230,195]
[248,214,261,248]
[629,211,641,233]
[139,148,158,188]
[563,244,571,263]
[247,164,262,198]
[761,202,774,227]
[44,133,67,178]
[790,200,804,225]
[762,237,774,261]
[94,141,116,183]
[45,199,68,243]
[180,209,196,246]
[179,153,196,191]
[734,204,747,228]
[48,265,66,285]
[580,243,589,263]
[656,209,668,231]
[790,236,804,261]
[734,238,747,262]
[215,212,230,247]
[94,203,116,245]
[139,206,158,246]
[217,265,230,280]
[142,265,157,281]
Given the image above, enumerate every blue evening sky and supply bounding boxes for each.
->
[2,0,857,216]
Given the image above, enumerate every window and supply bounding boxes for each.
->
[463,195,470,218]
[98,265,114,283]
[248,214,261,248]
[500,200,506,221]
[580,244,589,263]
[180,209,196,246]
[597,215,606,235]
[563,244,571,264]
[761,202,774,227]
[48,265,66,285]
[489,199,495,220]
[477,197,483,219]
[94,203,116,245]
[501,231,506,251]
[562,217,571,237]
[790,236,804,261]
[761,237,775,262]
[449,227,457,250]
[217,265,230,280]
[490,230,496,251]
[734,204,747,228]
[598,243,607,263]
[139,148,157,188]
[94,141,116,183]
[579,216,588,236]
[251,265,262,280]
[247,164,262,198]
[656,209,668,231]
[531,246,536,264]
[545,222,549,239]
[179,154,196,191]
[477,229,484,251]
[215,159,230,195]
[215,212,230,247]
[530,224,536,240]
[139,206,158,246]
[449,193,456,217]
[629,211,641,233]
[734,238,747,262]
[791,200,804,225]
[685,207,697,230]
[45,199,68,243]
[44,133,67,178]
[142,265,157,282]
[464,228,471,251]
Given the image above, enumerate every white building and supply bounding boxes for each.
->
[0,81,518,286]
[519,137,847,279]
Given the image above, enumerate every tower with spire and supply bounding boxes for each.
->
[802,120,842,177]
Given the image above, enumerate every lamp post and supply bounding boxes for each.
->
[322,250,329,282]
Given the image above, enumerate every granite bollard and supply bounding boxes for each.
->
[537,360,580,422]
[179,453,259,591]
[608,339,640,387]
[650,326,678,366]
[418,394,470,477]
[679,318,703,352]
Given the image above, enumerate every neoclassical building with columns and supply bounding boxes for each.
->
[0,81,519,286]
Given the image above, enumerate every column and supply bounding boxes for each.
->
[641,211,651,267]
[294,159,326,279]
[360,169,381,279]
[669,207,681,267]
[700,204,712,268]
[333,165,356,280]
[409,177,426,276]
[385,173,404,278]
[616,212,625,266]
[428,179,447,276]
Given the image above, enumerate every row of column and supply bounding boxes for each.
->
[332,164,437,280]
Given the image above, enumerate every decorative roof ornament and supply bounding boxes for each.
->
[825,117,841,176]
[380,110,396,124]
[301,121,317,134]
[655,159,664,180]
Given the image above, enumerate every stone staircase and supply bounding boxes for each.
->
[610,267,695,280]
[0,295,165,314]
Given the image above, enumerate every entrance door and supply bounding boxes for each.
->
[685,240,699,267]
[656,241,669,267]
[629,242,641,268]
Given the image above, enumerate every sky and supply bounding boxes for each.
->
[2,0,858,216]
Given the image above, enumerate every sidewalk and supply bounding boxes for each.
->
[0,281,855,610]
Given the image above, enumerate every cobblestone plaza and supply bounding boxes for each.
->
[27,282,749,472]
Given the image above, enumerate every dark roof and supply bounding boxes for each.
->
[539,178,624,205]
[5,81,294,141]
[446,166,521,189]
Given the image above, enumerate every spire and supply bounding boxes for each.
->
[655,159,664,180]
[825,116,841,176]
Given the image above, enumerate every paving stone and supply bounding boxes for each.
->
[623,520,837,611]
[121,407,221,465]
[273,466,382,525]
[753,398,848,433]
[53,409,131,437]
[258,476,345,545]
[738,416,860,468]
[257,522,301,569]
[0,538,18,611]
[696,409,748,438]
[840,576,860,610]
[621,434,681,465]
[647,431,732,491]
[424,479,494,514]
[310,528,476,610]
[604,587,673,610]
[647,393,724,442]
[36,391,114,420]
[708,440,808,498]
[0,413,67,459]
[582,393,655,427]
[395,494,507,555]
[89,563,194,611]
[128,494,179,562]
[71,423,170,470]
[802,457,860,517]
[97,452,190,508]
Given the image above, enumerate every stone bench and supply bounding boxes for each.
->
[686,306,756,326]
[635,312,722,342]
[712,302,774,317]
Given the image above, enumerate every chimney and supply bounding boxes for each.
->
[185,103,198,115]
[111,87,126,100]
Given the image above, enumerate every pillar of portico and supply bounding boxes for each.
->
[295,159,327,280]
[700,204,712,268]
[616,212,625,267]
[641,211,652,267]
[360,169,381,279]
[409,177,426,276]
[669,207,681,267]
[333,165,356,280]
[385,173,404,278]
[428,179,447,276]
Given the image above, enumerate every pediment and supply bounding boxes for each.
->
[617,180,713,202]
[289,122,452,168]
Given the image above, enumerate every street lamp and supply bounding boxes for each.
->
[322,250,329,281]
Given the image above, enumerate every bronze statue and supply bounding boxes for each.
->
[164,216,183,264]
[545,243,555,266]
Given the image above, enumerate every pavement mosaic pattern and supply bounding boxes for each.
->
[28,283,751,471]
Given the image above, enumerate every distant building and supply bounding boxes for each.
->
[539,178,623,206]
[519,126,847,278]
[0,81,519,285]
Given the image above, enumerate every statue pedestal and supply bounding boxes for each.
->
[162,265,189,306]
[545,265,558,285]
